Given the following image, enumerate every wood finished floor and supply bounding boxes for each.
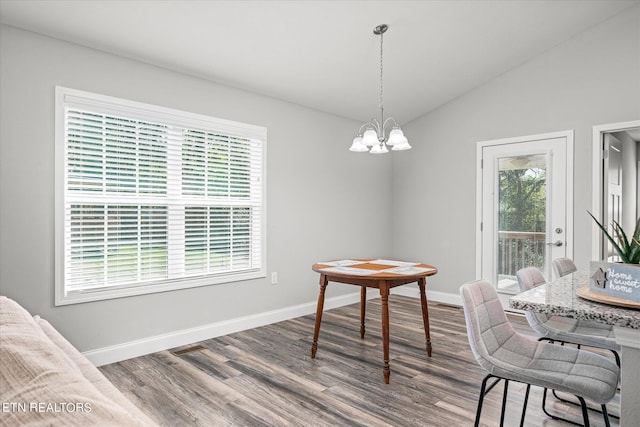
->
[100,295,620,426]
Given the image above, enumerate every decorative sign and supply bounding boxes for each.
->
[590,261,640,303]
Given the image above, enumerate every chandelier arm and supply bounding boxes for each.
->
[356,123,370,135]
[356,118,381,136]
[371,118,384,142]
[369,119,382,132]
[382,117,399,131]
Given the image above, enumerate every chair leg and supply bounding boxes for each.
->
[519,384,531,427]
[474,375,503,426]
[551,389,619,419]
[542,388,584,426]
[601,404,611,427]
[475,374,610,427]
[476,375,608,427]
[577,396,590,427]
[542,388,553,419]
[500,379,509,427]
[474,375,492,427]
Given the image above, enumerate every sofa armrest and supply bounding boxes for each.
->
[0,296,157,426]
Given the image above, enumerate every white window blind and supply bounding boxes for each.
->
[55,87,266,305]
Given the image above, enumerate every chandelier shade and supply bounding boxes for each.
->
[387,128,404,145]
[349,135,369,152]
[369,143,389,154]
[362,128,379,146]
[350,24,411,154]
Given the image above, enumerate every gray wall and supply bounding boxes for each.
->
[392,6,640,295]
[2,5,639,355]
[0,24,392,352]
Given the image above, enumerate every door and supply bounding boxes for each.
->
[603,133,623,261]
[591,121,640,262]
[477,131,573,307]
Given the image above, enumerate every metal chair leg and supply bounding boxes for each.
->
[577,396,590,427]
[542,388,585,426]
[520,384,531,427]
[544,388,614,427]
[602,404,611,427]
[500,379,509,427]
[551,389,619,420]
[475,374,502,427]
[477,375,609,427]
[474,375,490,427]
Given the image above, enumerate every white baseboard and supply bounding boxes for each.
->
[84,291,368,366]
[85,288,462,367]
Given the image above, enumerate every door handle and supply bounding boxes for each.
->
[546,240,563,247]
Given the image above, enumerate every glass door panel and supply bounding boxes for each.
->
[496,155,547,294]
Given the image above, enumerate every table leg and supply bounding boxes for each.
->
[380,281,391,384]
[311,275,328,358]
[418,277,432,357]
[360,286,366,339]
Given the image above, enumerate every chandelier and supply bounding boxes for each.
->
[350,24,411,154]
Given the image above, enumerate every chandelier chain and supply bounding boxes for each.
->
[379,29,384,124]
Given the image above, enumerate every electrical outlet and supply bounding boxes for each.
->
[271,272,278,284]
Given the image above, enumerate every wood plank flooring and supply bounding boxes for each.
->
[100,295,620,426]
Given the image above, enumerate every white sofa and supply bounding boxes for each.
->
[0,296,157,426]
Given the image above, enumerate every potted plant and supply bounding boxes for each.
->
[588,212,640,302]
[588,211,640,264]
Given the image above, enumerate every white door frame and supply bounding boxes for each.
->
[476,130,574,280]
[591,120,640,261]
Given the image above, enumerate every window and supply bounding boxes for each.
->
[55,87,266,305]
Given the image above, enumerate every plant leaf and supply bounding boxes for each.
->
[628,243,640,264]
[611,220,630,253]
[588,211,630,263]
[633,217,640,242]
[631,237,640,264]
[626,218,640,263]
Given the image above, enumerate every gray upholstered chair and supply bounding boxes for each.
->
[553,257,578,278]
[515,267,620,365]
[460,280,619,427]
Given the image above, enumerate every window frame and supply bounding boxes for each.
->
[55,86,267,306]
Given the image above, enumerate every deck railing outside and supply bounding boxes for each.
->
[498,231,546,276]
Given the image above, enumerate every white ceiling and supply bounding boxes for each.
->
[1,0,637,124]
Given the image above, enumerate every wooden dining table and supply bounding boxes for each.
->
[510,271,640,427]
[310,259,437,384]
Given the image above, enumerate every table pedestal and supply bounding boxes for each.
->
[614,327,640,427]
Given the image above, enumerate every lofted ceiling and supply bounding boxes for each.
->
[1,0,637,124]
